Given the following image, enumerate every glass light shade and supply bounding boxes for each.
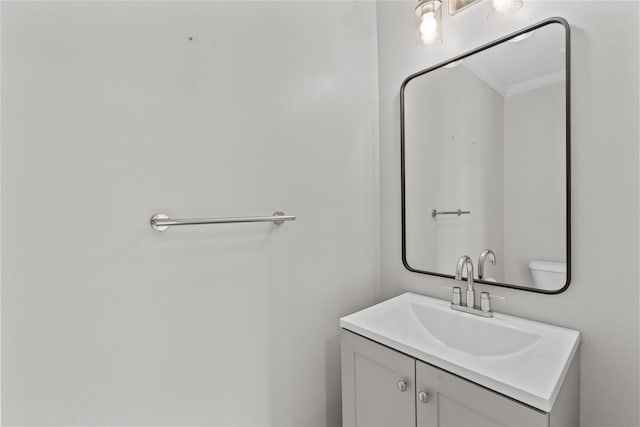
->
[488,0,523,19]
[415,0,443,47]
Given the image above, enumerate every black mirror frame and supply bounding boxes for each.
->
[399,17,571,294]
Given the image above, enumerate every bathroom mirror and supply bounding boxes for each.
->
[401,18,570,293]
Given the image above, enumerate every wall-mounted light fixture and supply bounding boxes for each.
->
[415,0,443,47]
[488,0,523,19]
[449,0,480,15]
[415,0,524,47]
[507,31,532,43]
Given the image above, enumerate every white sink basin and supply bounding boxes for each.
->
[409,302,542,357]
[340,292,580,412]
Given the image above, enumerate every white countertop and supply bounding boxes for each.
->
[340,292,580,412]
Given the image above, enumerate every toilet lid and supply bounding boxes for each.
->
[528,260,566,273]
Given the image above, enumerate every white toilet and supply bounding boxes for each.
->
[528,260,567,290]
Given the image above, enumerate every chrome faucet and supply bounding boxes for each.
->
[454,255,475,308]
[449,254,507,318]
[478,249,496,280]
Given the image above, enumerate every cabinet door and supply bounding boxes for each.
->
[341,331,416,427]
[415,360,548,427]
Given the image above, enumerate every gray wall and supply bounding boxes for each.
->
[504,82,567,286]
[404,65,505,278]
[377,1,639,426]
[1,2,380,425]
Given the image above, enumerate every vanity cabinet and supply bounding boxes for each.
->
[415,359,546,426]
[341,330,578,427]
[340,328,416,427]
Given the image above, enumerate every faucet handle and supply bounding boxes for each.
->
[442,286,462,306]
[480,291,506,313]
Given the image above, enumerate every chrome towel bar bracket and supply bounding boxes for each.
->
[150,211,296,232]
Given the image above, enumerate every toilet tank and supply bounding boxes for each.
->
[528,260,567,290]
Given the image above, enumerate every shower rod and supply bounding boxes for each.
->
[150,211,296,232]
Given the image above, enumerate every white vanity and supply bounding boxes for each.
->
[340,293,580,427]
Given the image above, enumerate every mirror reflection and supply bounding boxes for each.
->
[402,21,569,292]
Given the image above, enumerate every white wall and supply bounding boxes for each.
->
[377,1,639,426]
[404,65,505,278]
[504,82,567,286]
[1,2,380,425]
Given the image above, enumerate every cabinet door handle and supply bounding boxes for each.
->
[397,380,408,392]
[418,391,430,403]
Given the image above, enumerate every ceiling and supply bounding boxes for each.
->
[462,23,566,97]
